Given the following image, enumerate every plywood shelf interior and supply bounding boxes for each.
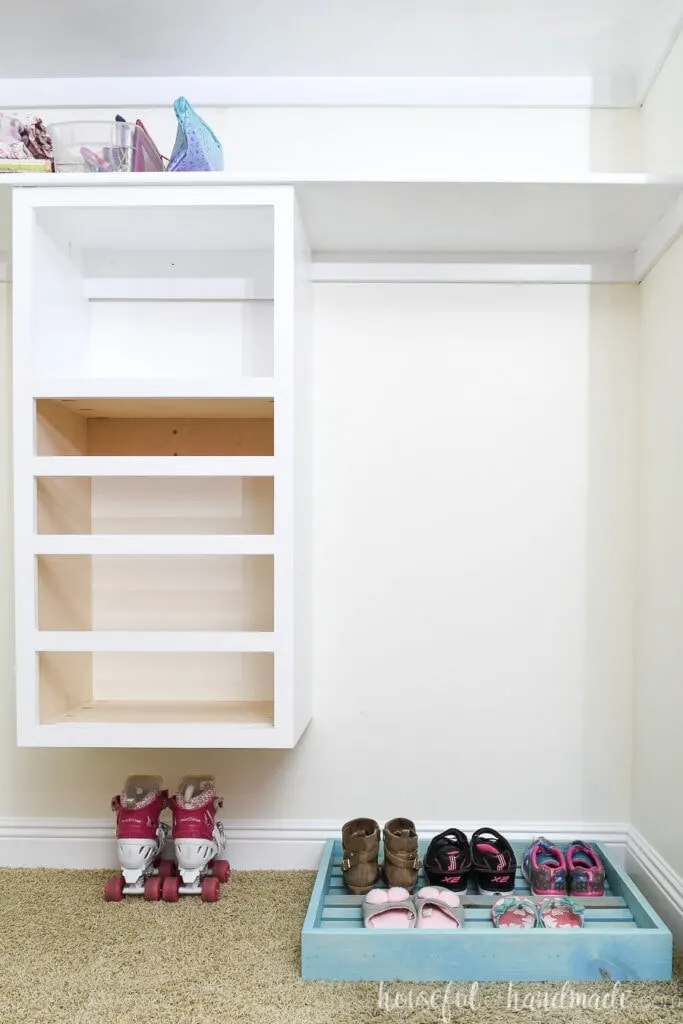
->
[35,398,275,457]
[39,651,275,725]
[13,184,311,748]
[42,700,275,727]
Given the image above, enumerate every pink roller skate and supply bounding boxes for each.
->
[162,775,230,903]
[104,775,174,902]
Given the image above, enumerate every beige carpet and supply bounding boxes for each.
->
[0,868,680,1024]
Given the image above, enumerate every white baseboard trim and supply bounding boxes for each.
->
[4,815,683,946]
[0,817,629,871]
[626,828,683,947]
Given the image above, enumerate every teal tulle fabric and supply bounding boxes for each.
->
[167,97,223,172]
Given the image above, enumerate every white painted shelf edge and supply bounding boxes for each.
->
[32,456,275,476]
[20,720,288,749]
[20,724,284,749]
[35,631,276,652]
[31,378,276,399]
[3,173,683,282]
[2,171,681,185]
[33,535,275,555]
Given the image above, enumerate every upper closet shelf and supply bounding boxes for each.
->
[2,173,683,282]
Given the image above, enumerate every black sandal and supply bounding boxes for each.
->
[423,828,472,893]
[470,827,516,895]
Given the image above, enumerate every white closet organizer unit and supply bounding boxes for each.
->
[9,171,683,750]
[12,185,311,747]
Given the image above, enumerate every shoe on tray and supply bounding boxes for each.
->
[341,818,380,895]
[522,837,568,895]
[382,818,420,892]
[566,840,605,897]
[492,895,538,929]
[362,885,463,929]
[414,886,464,928]
[423,828,472,893]
[538,895,584,928]
[492,893,584,928]
[471,827,516,895]
[363,887,416,929]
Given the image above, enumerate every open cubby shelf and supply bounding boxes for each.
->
[13,184,311,748]
[39,651,274,726]
[36,398,275,457]
[36,476,274,536]
[30,199,275,381]
[37,554,275,632]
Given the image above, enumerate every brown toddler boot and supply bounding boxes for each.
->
[341,818,380,894]
[383,817,420,891]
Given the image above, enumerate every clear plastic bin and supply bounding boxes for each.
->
[49,121,165,173]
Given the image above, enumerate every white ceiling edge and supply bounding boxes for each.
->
[0,1,682,110]
[0,74,639,110]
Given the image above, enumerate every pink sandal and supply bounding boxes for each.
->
[415,886,464,929]
[362,887,416,928]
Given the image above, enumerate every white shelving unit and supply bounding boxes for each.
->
[12,184,311,747]
[6,170,683,751]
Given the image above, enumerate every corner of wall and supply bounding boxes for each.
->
[641,21,683,172]
[627,828,683,948]
[632,234,683,881]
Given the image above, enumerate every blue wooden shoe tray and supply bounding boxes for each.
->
[302,839,672,982]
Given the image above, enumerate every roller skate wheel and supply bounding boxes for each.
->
[211,859,231,884]
[201,875,221,902]
[157,858,175,879]
[162,875,180,902]
[104,875,125,902]
[144,875,163,901]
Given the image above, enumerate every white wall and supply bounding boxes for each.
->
[634,235,683,876]
[0,282,638,825]
[634,0,683,875]
[643,28,683,172]
[0,91,653,838]
[9,105,642,176]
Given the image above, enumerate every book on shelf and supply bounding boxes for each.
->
[0,159,52,173]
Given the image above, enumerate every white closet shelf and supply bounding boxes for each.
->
[32,379,276,400]
[4,173,683,282]
[35,631,276,652]
[2,171,679,186]
[33,704,279,749]
[33,535,275,555]
[33,456,276,476]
